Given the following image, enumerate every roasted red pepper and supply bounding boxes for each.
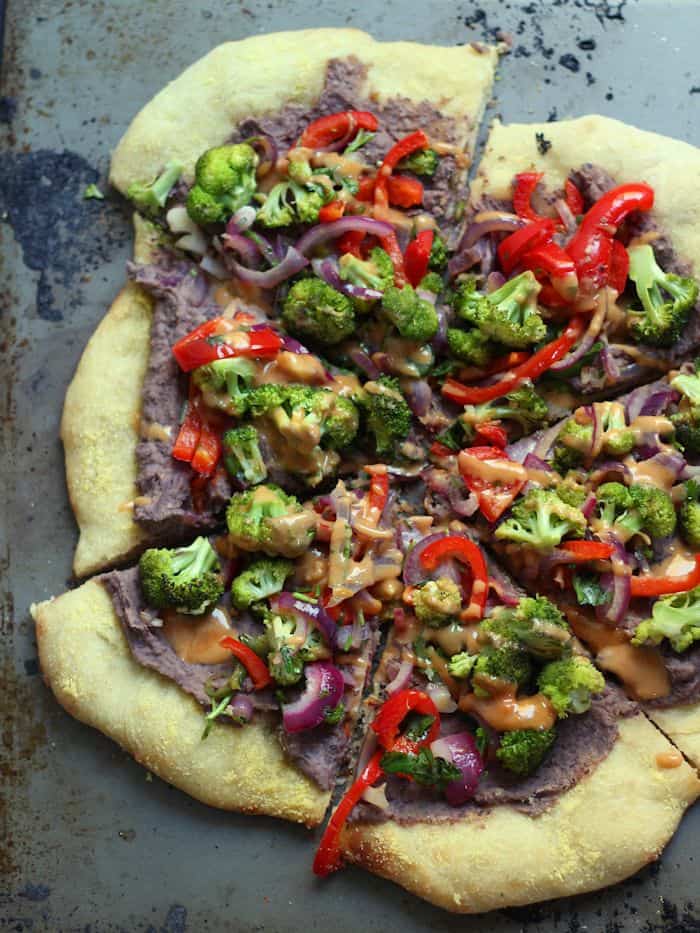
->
[497,218,556,275]
[318,200,345,223]
[441,316,585,406]
[458,446,526,524]
[379,229,407,287]
[455,351,530,384]
[565,179,584,216]
[561,540,615,562]
[219,637,272,690]
[474,420,508,448]
[172,404,202,463]
[338,230,366,257]
[173,319,283,372]
[366,467,389,516]
[429,441,456,459]
[312,750,384,876]
[355,176,376,202]
[403,230,434,287]
[386,175,423,208]
[419,534,489,620]
[608,239,630,294]
[371,689,440,750]
[566,182,654,291]
[630,555,700,597]
[299,110,378,149]
[190,422,222,477]
[512,171,545,222]
[521,242,578,300]
[374,130,430,208]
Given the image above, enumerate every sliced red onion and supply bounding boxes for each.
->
[587,404,601,461]
[554,197,578,233]
[342,668,357,688]
[227,206,257,233]
[243,134,278,176]
[549,317,598,372]
[447,246,482,280]
[401,531,471,586]
[430,732,484,806]
[282,662,345,733]
[523,453,553,473]
[281,335,311,355]
[348,347,380,379]
[588,461,632,487]
[229,694,254,723]
[199,253,228,280]
[458,213,524,251]
[406,379,432,418]
[385,659,414,696]
[625,381,679,422]
[423,468,479,518]
[530,422,565,463]
[426,682,457,713]
[596,534,630,625]
[600,342,620,382]
[416,288,437,305]
[488,577,521,608]
[222,231,262,267]
[272,592,337,647]
[311,257,383,302]
[296,217,394,257]
[229,246,309,288]
[638,450,686,482]
[582,493,597,519]
[486,271,506,293]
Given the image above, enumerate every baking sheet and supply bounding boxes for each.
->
[2,0,700,929]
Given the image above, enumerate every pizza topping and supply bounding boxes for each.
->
[226,485,316,558]
[458,446,527,523]
[126,160,183,218]
[281,661,345,732]
[186,144,260,227]
[138,536,224,616]
[298,110,379,151]
[626,242,699,347]
[220,636,273,690]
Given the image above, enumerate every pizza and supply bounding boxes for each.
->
[30,28,700,915]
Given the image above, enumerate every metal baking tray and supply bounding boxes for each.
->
[3,1,700,929]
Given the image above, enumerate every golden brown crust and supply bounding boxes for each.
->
[32,579,330,826]
[340,714,700,912]
[110,30,499,192]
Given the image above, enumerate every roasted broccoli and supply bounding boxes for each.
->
[191,357,256,417]
[413,577,462,628]
[139,536,224,614]
[247,384,359,451]
[550,417,593,474]
[480,596,572,661]
[265,613,328,684]
[282,278,356,346]
[230,557,293,610]
[555,477,587,508]
[472,646,533,694]
[461,382,549,436]
[397,148,440,177]
[226,485,316,558]
[361,376,413,456]
[447,327,494,367]
[418,272,444,296]
[222,425,268,486]
[537,656,605,717]
[428,233,448,272]
[455,271,546,349]
[680,480,700,548]
[127,160,183,218]
[339,247,394,293]
[628,243,699,347]
[494,488,586,551]
[632,586,700,652]
[671,365,700,455]
[186,144,258,225]
[596,482,677,539]
[448,651,477,678]
[496,728,556,776]
[381,284,439,342]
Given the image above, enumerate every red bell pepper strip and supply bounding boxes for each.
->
[190,422,222,477]
[370,689,440,750]
[455,351,530,384]
[629,555,700,597]
[566,182,654,291]
[386,175,424,208]
[338,230,365,257]
[497,218,556,275]
[366,468,389,515]
[521,242,578,300]
[379,229,407,287]
[608,239,630,294]
[512,172,545,222]
[374,130,430,208]
[172,404,202,463]
[403,230,434,287]
[560,540,615,562]
[419,534,489,620]
[538,282,573,310]
[355,175,376,202]
[429,441,456,459]
[318,200,345,223]
[299,110,378,149]
[312,750,384,877]
[173,320,283,372]
[458,446,526,524]
[441,316,585,406]
[219,636,272,690]
[565,179,584,216]
[474,420,508,448]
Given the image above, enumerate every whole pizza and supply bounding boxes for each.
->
[30,28,700,913]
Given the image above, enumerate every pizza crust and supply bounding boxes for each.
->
[32,579,330,826]
[470,114,700,273]
[110,29,499,192]
[340,714,700,913]
[647,703,700,769]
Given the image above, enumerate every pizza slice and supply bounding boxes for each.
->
[432,115,700,444]
[462,370,700,767]
[32,469,406,826]
[63,30,499,577]
[310,534,699,911]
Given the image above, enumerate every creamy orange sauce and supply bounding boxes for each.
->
[426,623,481,657]
[457,450,528,486]
[652,541,698,579]
[256,351,327,386]
[460,685,557,731]
[624,452,679,492]
[656,750,684,769]
[596,643,670,700]
[610,344,668,371]
[139,420,172,443]
[161,607,234,664]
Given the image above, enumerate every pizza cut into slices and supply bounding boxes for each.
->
[309,535,700,912]
[62,29,500,578]
[458,372,700,768]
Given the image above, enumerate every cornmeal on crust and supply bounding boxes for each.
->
[32,579,330,826]
[647,705,700,769]
[340,714,700,913]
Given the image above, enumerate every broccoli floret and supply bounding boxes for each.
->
[256,178,328,228]
[248,384,359,452]
[456,271,546,349]
[472,646,533,694]
[231,558,293,610]
[671,368,700,406]
[628,483,677,538]
[413,577,462,628]
[428,233,448,272]
[496,728,556,776]
[628,243,699,347]
[282,278,356,346]
[191,357,256,417]
[596,481,636,532]
[680,481,700,548]
[126,160,183,218]
[599,402,635,456]
[185,144,258,226]
[139,536,224,614]
[633,586,700,653]
[447,327,494,367]
[323,395,360,450]
[222,425,268,486]
[555,477,587,508]
[480,596,572,661]
[461,382,549,435]
[339,247,394,293]
[361,376,413,456]
[226,485,316,558]
[418,272,445,296]
[245,383,288,418]
[397,148,440,177]
[448,651,477,678]
[265,613,328,684]
[494,489,586,551]
[537,656,605,718]
[671,367,700,455]
[550,417,593,474]
[381,284,439,342]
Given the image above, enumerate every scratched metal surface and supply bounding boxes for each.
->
[2,1,700,930]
